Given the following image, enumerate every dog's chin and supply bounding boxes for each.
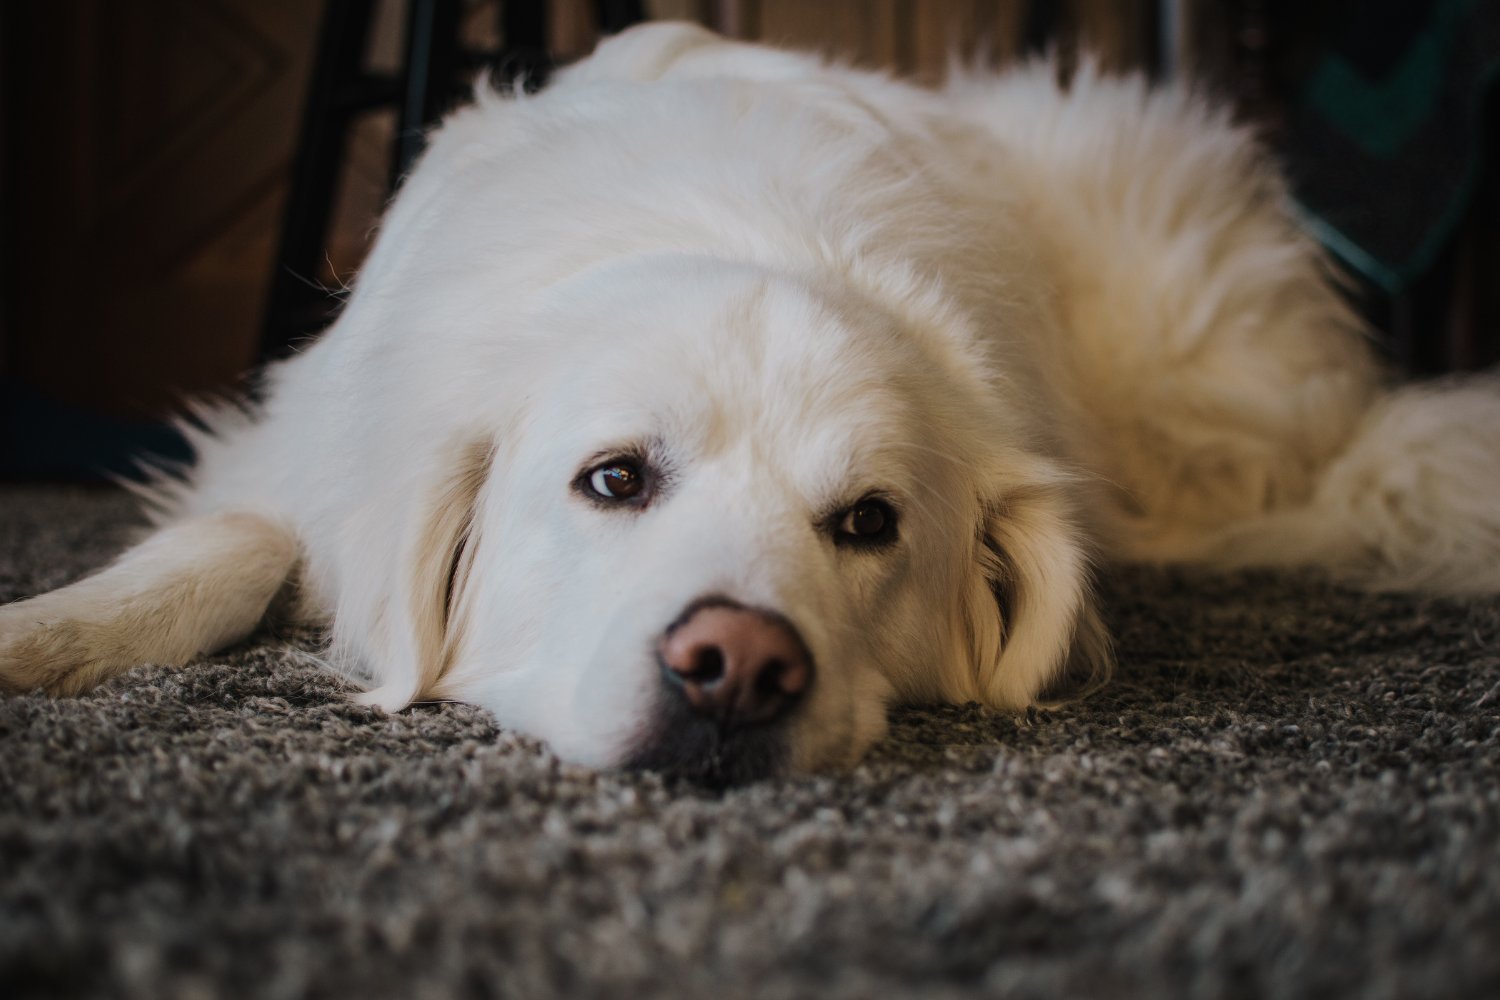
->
[622,689,799,789]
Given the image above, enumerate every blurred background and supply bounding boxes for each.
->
[2,0,1496,480]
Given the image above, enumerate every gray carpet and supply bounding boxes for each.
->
[2,485,1498,1000]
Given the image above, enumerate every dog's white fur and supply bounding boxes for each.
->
[5,24,1499,777]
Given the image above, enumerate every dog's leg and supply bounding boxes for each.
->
[0,512,297,695]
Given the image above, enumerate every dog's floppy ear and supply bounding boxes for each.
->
[960,472,1112,711]
[403,437,494,703]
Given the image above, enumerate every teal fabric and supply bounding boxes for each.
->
[1286,0,1500,292]
[1304,2,1458,159]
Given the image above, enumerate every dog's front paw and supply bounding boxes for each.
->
[0,599,115,696]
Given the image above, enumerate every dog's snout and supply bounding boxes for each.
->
[659,601,812,726]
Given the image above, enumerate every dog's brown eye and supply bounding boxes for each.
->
[836,498,898,546]
[586,461,645,501]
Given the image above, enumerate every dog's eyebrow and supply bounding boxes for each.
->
[577,442,651,468]
[575,430,670,468]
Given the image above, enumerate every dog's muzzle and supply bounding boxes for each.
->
[626,597,814,787]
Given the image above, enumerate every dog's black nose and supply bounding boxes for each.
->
[658,601,812,727]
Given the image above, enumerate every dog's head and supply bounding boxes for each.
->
[381,254,1106,785]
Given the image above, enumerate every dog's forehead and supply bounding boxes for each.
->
[534,256,942,476]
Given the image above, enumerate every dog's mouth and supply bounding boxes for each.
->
[623,687,795,789]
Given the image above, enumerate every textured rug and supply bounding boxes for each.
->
[2,485,1498,1000]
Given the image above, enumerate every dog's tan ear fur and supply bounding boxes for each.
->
[406,438,494,702]
[961,478,1112,711]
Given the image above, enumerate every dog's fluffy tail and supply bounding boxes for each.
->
[1203,375,1500,593]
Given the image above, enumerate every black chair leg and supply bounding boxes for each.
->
[498,0,551,85]
[261,0,384,363]
[392,0,464,185]
[597,0,646,34]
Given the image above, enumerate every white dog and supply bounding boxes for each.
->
[4,24,1499,784]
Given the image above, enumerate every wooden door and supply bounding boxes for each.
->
[3,0,322,475]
